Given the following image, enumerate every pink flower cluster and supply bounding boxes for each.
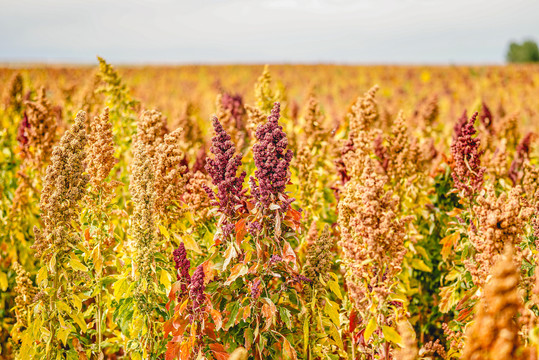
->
[451,112,485,197]
[173,243,191,295]
[205,116,247,217]
[250,102,294,210]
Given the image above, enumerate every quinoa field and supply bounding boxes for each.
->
[1,60,539,359]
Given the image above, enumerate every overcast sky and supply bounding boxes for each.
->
[1,0,538,64]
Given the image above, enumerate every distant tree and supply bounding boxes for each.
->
[506,39,539,63]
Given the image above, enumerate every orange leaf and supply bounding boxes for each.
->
[209,343,227,352]
[204,322,217,340]
[286,208,302,222]
[440,233,459,261]
[282,337,297,360]
[202,260,215,285]
[209,343,230,360]
[72,338,88,360]
[282,241,297,267]
[84,228,91,242]
[235,218,247,245]
[242,305,251,322]
[166,283,184,311]
[179,341,191,360]
[211,309,223,331]
[261,300,276,331]
[225,264,247,286]
[164,319,174,338]
[165,341,182,360]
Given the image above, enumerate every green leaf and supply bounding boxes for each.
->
[364,317,377,341]
[225,302,240,330]
[382,325,402,345]
[279,307,292,330]
[245,327,254,348]
[303,316,309,356]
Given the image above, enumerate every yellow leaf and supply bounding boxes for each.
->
[71,294,82,312]
[71,312,87,333]
[69,256,88,272]
[411,258,432,272]
[56,301,71,314]
[364,317,377,341]
[0,271,8,291]
[159,225,170,240]
[328,322,344,349]
[303,316,309,355]
[48,255,56,273]
[439,285,461,313]
[446,208,463,217]
[113,277,128,299]
[160,269,172,291]
[328,280,342,299]
[185,211,195,225]
[57,328,70,347]
[324,299,340,326]
[37,266,48,285]
[382,325,402,345]
[179,234,203,255]
[92,246,103,276]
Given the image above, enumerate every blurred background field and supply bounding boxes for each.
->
[2,64,539,136]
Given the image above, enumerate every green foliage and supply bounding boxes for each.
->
[506,39,539,63]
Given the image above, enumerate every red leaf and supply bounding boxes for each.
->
[349,308,359,333]
[457,306,474,322]
[455,290,474,311]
